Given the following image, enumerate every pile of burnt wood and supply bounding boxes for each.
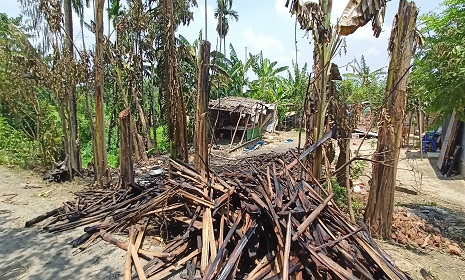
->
[27,142,411,280]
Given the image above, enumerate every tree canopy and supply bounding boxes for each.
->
[411,0,465,120]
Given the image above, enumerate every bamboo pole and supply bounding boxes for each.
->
[118,108,134,189]
[418,101,423,160]
[229,115,242,149]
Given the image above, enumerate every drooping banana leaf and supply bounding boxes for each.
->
[286,0,323,32]
[337,0,388,38]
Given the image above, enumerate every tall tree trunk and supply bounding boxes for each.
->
[132,85,148,162]
[150,62,158,153]
[64,0,81,178]
[336,130,355,222]
[93,0,109,186]
[205,0,208,41]
[364,0,418,239]
[312,0,332,182]
[137,19,153,151]
[194,40,211,175]
[303,46,319,182]
[163,0,189,162]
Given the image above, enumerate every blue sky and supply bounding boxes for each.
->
[4,0,442,75]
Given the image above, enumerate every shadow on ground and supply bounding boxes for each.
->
[404,150,464,181]
[0,212,122,280]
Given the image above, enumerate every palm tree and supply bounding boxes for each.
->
[214,0,239,55]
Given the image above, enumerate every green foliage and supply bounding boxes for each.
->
[156,126,170,154]
[0,117,38,168]
[350,151,368,180]
[325,180,363,219]
[248,51,288,102]
[340,56,386,106]
[0,13,62,167]
[350,160,367,180]
[411,0,465,120]
[280,61,308,120]
[210,44,257,98]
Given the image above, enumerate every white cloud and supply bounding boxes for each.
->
[363,47,381,57]
[199,3,215,21]
[243,27,284,55]
[347,23,391,42]
[274,0,293,22]
[274,54,293,67]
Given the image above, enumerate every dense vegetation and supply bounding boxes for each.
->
[0,0,461,175]
[410,0,465,120]
[0,0,311,170]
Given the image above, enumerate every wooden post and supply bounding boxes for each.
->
[239,114,250,146]
[229,115,242,149]
[418,101,423,159]
[407,111,413,149]
[194,40,211,175]
[364,0,418,239]
[119,108,134,188]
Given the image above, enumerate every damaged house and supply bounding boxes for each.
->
[209,97,277,145]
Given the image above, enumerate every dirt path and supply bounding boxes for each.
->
[352,138,465,280]
[1,136,464,280]
[0,166,125,279]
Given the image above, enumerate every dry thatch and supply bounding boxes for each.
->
[209,96,271,115]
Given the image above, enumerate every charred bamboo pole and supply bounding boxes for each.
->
[124,226,135,280]
[118,108,134,189]
[282,213,292,280]
[229,115,242,150]
[292,193,334,241]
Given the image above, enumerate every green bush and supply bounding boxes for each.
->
[155,125,169,154]
[350,153,368,180]
[324,180,363,219]
[0,117,38,168]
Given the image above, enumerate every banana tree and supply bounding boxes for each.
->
[344,55,386,106]
[248,51,288,101]
[286,0,388,180]
[282,61,309,114]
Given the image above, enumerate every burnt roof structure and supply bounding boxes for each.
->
[208,96,271,115]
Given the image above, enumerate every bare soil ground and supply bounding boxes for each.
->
[352,137,465,280]
[0,167,125,279]
[0,131,464,280]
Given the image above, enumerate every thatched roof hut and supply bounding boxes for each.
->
[209,96,277,145]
